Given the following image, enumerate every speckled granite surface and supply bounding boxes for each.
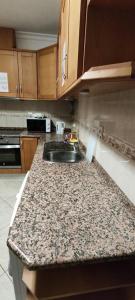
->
[20,130,46,138]
[7,134,135,270]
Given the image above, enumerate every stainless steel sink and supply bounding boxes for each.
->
[43,142,84,163]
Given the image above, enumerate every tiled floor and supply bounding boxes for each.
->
[0,174,25,300]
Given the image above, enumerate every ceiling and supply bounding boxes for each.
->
[0,0,60,34]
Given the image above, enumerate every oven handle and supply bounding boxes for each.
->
[0,145,20,149]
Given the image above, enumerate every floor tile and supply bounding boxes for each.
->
[0,174,25,181]
[0,272,15,300]
[0,179,23,199]
[3,195,17,208]
[0,198,12,230]
[0,174,25,300]
[0,227,10,271]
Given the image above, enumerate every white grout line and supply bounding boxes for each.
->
[0,195,14,209]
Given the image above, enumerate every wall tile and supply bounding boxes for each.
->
[0,99,73,128]
[75,89,135,146]
[75,88,135,203]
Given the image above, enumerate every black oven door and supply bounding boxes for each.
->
[0,145,21,168]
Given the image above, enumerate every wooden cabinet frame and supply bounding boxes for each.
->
[23,259,135,300]
[37,44,57,100]
[58,0,87,96]
[0,50,19,98]
[0,49,37,100]
[18,51,37,100]
[21,137,38,173]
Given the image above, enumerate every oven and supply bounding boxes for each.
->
[0,136,21,168]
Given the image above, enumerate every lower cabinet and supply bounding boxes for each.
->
[26,291,36,300]
[22,259,135,300]
[21,137,38,173]
[25,287,135,300]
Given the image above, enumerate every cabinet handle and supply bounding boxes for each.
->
[21,140,23,150]
[65,53,68,80]
[20,84,22,95]
[16,85,19,95]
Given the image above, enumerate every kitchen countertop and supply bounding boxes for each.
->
[20,130,46,138]
[7,134,135,270]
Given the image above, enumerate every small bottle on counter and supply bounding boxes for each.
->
[69,123,79,143]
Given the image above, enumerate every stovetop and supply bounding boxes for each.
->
[0,128,24,137]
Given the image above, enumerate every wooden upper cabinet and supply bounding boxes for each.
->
[0,50,37,99]
[67,0,83,88]
[37,44,57,100]
[84,0,135,72]
[0,50,18,97]
[58,0,87,95]
[0,27,16,49]
[58,0,69,95]
[18,52,37,99]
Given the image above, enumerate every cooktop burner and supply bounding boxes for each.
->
[0,129,23,137]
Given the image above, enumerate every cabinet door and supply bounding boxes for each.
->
[0,27,16,49]
[0,50,18,97]
[66,0,87,89]
[37,45,57,100]
[21,137,38,173]
[18,52,37,99]
[58,0,87,95]
[58,0,70,94]
[67,0,81,88]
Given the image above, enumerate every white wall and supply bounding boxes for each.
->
[75,89,135,204]
[96,140,135,205]
[16,31,57,50]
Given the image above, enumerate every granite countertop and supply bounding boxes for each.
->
[7,134,135,270]
[20,130,46,138]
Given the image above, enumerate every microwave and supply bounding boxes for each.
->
[27,118,51,133]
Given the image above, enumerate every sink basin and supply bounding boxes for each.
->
[43,142,84,163]
[43,150,83,163]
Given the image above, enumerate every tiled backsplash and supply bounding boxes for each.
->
[75,88,135,204]
[75,88,135,146]
[0,99,73,128]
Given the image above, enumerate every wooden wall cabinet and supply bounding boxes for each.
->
[57,0,135,98]
[18,52,37,99]
[21,137,38,173]
[0,50,37,99]
[0,27,16,49]
[37,44,57,100]
[0,45,56,101]
[58,0,69,96]
[84,0,135,72]
[0,50,18,98]
[58,0,87,96]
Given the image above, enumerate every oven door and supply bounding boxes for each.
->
[0,145,21,168]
